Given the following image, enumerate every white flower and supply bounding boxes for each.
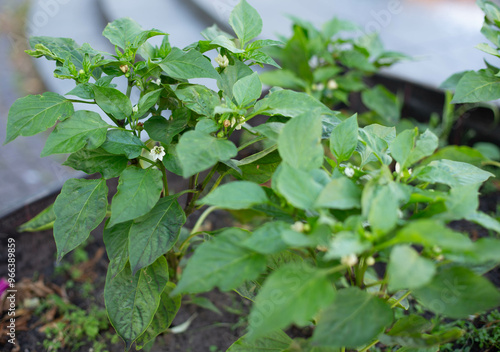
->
[215,54,229,68]
[150,146,166,161]
[327,79,338,90]
[395,162,401,174]
[152,78,161,85]
[344,167,355,178]
[291,221,305,233]
[235,117,245,130]
[312,83,325,91]
[341,253,358,267]
[132,105,138,114]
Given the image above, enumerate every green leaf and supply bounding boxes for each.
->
[144,110,189,145]
[129,196,185,275]
[103,221,132,279]
[391,128,439,169]
[338,50,376,72]
[174,84,220,118]
[109,167,163,227]
[387,245,436,291]
[135,282,181,349]
[63,148,128,179]
[246,50,281,68]
[5,92,74,144]
[364,183,399,235]
[420,145,488,168]
[172,228,267,294]
[361,85,400,125]
[466,211,500,234]
[389,220,473,252]
[18,204,55,232]
[227,330,292,352]
[160,47,219,80]
[329,114,358,163]
[101,129,145,159]
[249,262,336,338]
[254,89,333,118]
[245,39,283,51]
[198,181,268,209]
[136,89,162,117]
[323,17,359,37]
[440,71,471,90]
[313,287,393,348]
[413,266,500,318]
[66,83,95,100]
[217,59,254,100]
[243,221,291,255]
[177,130,237,177]
[102,17,165,51]
[104,257,169,350]
[259,69,307,90]
[315,177,361,210]
[406,129,439,167]
[41,110,109,157]
[233,72,262,107]
[325,231,371,260]
[414,159,493,187]
[278,112,323,171]
[53,178,108,261]
[452,70,500,103]
[93,86,132,121]
[210,35,245,53]
[274,163,323,210]
[229,0,263,47]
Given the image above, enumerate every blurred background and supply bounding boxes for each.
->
[0,0,490,217]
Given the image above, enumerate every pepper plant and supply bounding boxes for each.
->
[5,1,500,351]
[259,15,408,127]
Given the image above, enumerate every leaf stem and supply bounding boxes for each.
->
[184,165,218,216]
[237,136,266,151]
[178,206,218,252]
[390,290,411,309]
[358,339,378,352]
[68,99,96,104]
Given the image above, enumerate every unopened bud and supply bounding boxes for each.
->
[291,221,305,233]
[120,64,129,73]
[78,69,85,75]
[217,131,225,138]
[366,256,375,266]
[345,167,354,178]
[132,105,138,114]
[215,54,229,68]
[341,253,358,267]
[327,79,338,90]
[312,83,325,91]
[136,122,144,131]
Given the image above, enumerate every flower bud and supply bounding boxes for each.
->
[327,79,338,90]
[341,253,358,267]
[223,119,231,128]
[132,105,138,114]
[291,221,305,233]
[217,131,225,138]
[215,54,229,68]
[120,64,129,73]
[344,167,354,178]
[78,69,85,76]
[366,256,375,266]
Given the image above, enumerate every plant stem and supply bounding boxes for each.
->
[126,80,133,98]
[68,99,96,104]
[358,339,378,352]
[158,161,169,197]
[184,166,218,216]
[237,136,266,151]
[137,156,155,165]
[178,206,218,252]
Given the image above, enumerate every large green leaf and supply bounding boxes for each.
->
[104,257,169,350]
[160,47,219,80]
[420,145,488,168]
[391,129,438,169]
[313,287,393,348]
[63,148,129,179]
[177,130,237,177]
[144,109,189,145]
[198,181,268,209]
[18,204,55,232]
[53,178,108,261]
[5,92,73,144]
[278,112,323,171]
[172,228,267,294]
[101,129,145,159]
[93,86,132,121]
[329,114,358,163]
[174,84,220,118]
[136,89,162,117]
[248,262,336,338]
[413,266,500,318]
[108,167,163,227]
[233,72,262,107]
[387,245,436,291]
[253,89,333,118]
[452,69,500,103]
[129,196,185,275]
[41,110,109,156]
[274,163,323,210]
[363,183,399,235]
[414,159,493,187]
[243,221,291,255]
[102,17,164,51]
[103,221,132,279]
[315,177,361,209]
[135,282,181,349]
[228,0,262,47]
[227,330,292,352]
